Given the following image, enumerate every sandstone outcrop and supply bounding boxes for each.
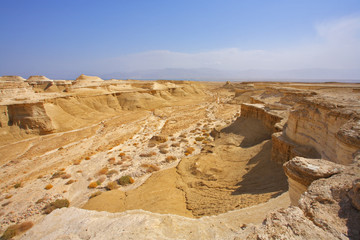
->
[283,157,344,205]
[0,75,26,81]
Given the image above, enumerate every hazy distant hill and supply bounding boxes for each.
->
[101,68,360,82]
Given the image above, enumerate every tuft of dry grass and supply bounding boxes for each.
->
[96,176,106,185]
[97,167,108,176]
[119,152,125,157]
[141,164,160,173]
[1,221,34,240]
[44,184,53,190]
[73,159,82,165]
[117,175,134,185]
[195,137,204,141]
[5,195,13,199]
[65,179,76,185]
[165,156,177,162]
[106,169,119,177]
[51,171,66,179]
[14,182,21,189]
[106,181,119,190]
[61,174,71,179]
[43,199,69,214]
[85,156,91,160]
[88,182,98,189]
[89,191,102,199]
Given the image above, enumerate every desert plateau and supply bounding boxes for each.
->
[0,75,358,239]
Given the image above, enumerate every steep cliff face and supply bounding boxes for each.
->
[285,98,360,165]
[7,102,55,134]
[240,103,283,133]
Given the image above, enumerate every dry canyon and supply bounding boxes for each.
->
[0,75,359,239]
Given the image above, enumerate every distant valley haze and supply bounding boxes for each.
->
[1,0,360,82]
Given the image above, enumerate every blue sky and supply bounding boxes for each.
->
[1,0,360,79]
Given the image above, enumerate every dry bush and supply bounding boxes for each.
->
[108,157,116,164]
[159,148,168,154]
[195,137,204,141]
[1,221,34,240]
[150,135,168,143]
[171,142,180,147]
[119,152,125,157]
[148,142,156,148]
[65,179,76,185]
[85,156,91,160]
[44,184,53,190]
[141,164,160,173]
[203,133,210,137]
[89,191,102,199]
[117,175,134,185]
[180,139,188,143]
[106,181,119,190]
[73,159,82,165]
[133,142,138,146]
[185,147,195,156]
[158,143,168,148]
[96,176,106,185]
[121,155,132,161]
[51,171,66,179]
[14,182,21,189]
[5,195,12,199]
[59,168,65,171]
[140,152,156,157]
[165,156,177,162]
[179,134,186,138]
[97,167,108,175]
[76,170,83,173]
[61,174,71,179]
[43,199,69,214]
[106,169,119,177]
[88,182,98,189]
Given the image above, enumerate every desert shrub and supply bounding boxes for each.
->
[133,142,138,146]
[117,175,134,185]
[73,159,82,165]
[106,169,119,177]
[141,164,160,173]
[43,199,69,214]
[108,157,116,164]
[185,147,195,154]
[171,142,180,147]
[150,135,168,143]
[65,179,76,185]
[97,167,108,175]
[85,156,91,160]
[5,195,12,199]
[96,176,106,185]
[58,147,64,150]
[51,171,66,179]
[88,182,98,189]
[159,148,168,154]
[14,183,21,189]
[180,139,188,143]
[61,174,71,179]
[76,170,83,173]
[203,133,210,137]
[195,137,204,141]
[44,184,53,190]
[148,142,156,148]
[119,152,125,157]
[179,134,186,138]
[165,156,177,162]
[158,143,168,148]
[106,181,119,190]
[1,221,34,240]
[89,191,102,199]
[140,152,156,157]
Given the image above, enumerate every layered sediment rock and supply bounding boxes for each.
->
[285,98,360,164]
[283,157,344,205]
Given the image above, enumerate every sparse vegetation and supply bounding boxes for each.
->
[14,183,21,189]
[141,163,160,173]
[140,152,156,157]
[106,181,119,190]
[88,182,98,188]
[150,135,168,143]
[1,221,34,240]
[5,195,12,199]
[89,191,102,199]
[119,152,125,157]
[108,157,116,164]
[117,175,134,185]
[51,171,66,179]
[85,156,91,160]
[159,148,168,154]
[195,137,204,141]
[96,176,106,185]
[171,142,180,147]
[148,143,156,148]
[43,199,70,214]
[65,179,76,185]
[73,159,82,165]
[106,169,119,177]
[185,147,195,156]
[61,174,71,179]
[97,167,108,175]
[165,156,177,162]
[44,184,53,190]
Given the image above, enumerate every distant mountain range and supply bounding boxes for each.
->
[100,68,360,82]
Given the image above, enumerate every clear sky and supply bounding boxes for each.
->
[1,0,360,79]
